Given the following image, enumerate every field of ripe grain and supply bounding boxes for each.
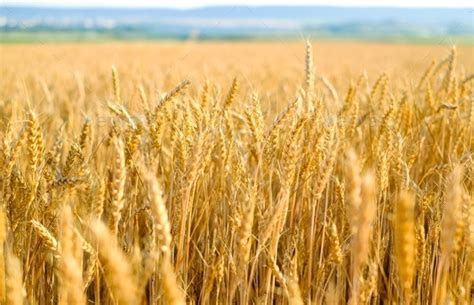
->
[0,41,473,305]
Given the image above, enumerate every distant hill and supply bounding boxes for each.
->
[1,5,473,42]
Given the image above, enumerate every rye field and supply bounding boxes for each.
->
[0,41,473,304]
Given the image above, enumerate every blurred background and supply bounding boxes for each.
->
[1,0,473,43]
[1,0,472,110]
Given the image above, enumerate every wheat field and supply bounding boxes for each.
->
[0,41,473,305]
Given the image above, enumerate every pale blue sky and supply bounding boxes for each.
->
[2,0,473,8]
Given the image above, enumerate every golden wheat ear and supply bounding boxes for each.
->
[394,190,416,303]
[90,220,138,305]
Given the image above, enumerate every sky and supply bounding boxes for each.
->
[2,0,473,8]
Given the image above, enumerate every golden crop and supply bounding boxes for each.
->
[0,41,473,304]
